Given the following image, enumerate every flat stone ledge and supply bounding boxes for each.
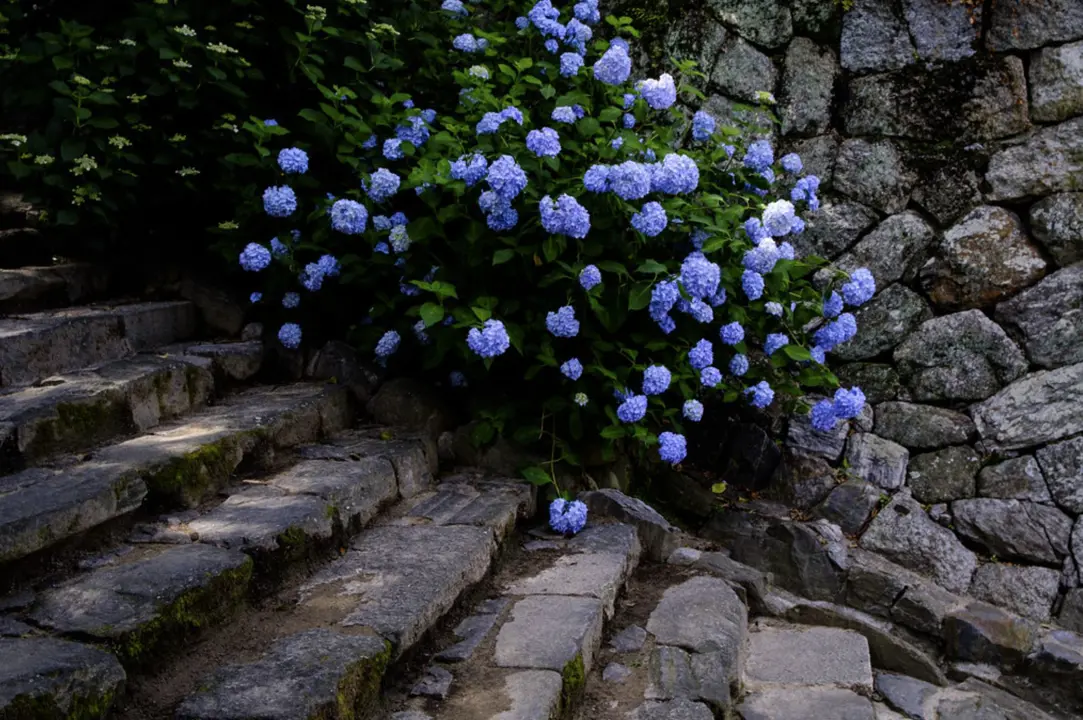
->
[743,625,873,692]
[0,637,126,718]
[493,594,605,674]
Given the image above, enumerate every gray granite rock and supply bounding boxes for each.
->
[709,37,778,103]
[435,603,505,663]
[921,206,1047,311]
[177,630,389,720]
[894,580,963,638]
[411,666,452,699]
[970,563,1060,622]
[1058,590,1083,633]
[902,0,981,61]
[791,0,842,42]
[491,670,563,720]
[844,549,918,619]
[667,547,703,567]
[744,625,873,691]
[188,488,334,552]
[265,456,398,527]
[840,0,914,74]
[787,409,850,461]
[186,341,263,381]
[1073,517,1083,586]
[366,377,450,437]
[610,625,647,653]
[739,687,875,720]
[831,213,936,294]
[1026,628,1083,704]
[910,158,985,226]
[791,201,879,261]
[907,446,981,504]
[987,117,1083,201]
[645,646,730,708]
[505,549,635,620]
[308,430,436,499]
[836,285,932,362]
[837,364,901,404]
[401,480,532,537]
[875,672,939,719]
[579,489,676,562]
[1029,193,1083,267]
[874,402,977,450]
[995,264,1083,371]
[628,699,714,720]
[977,456,1052,504]
[694,552,771,613]
[951,498,1071,565]
[893,311,1028,402]
[943,602,1039,668]
[845,433,909,491]
[705,0,792,48]
[986,0,1083,50]
[0,637,126,718]
[603,662,632,684]
[1030,40,1083,123]
[860,490,978,593]
[780,134,839,189]
[646,577,747,662]
[946,677,1061,720]
[971,363,1083,451]
[665,8,729,76]
[769,450,837,510]
[1036,435,1083,514]
[834,140,915,215]
[844,56,1028,142]
[780,38,837,137]
[494,594,604,673]
[813,480,882,535]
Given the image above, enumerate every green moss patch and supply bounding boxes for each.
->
[326,639,392,720]
[560,653,586,713]
[3,684,119,720]
[142,432,259,508]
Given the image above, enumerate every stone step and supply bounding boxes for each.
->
[0,383,352,565]
[177,477,538,720]
[0,263,111,314]
[0,637,127,718]
[0,300,196,387]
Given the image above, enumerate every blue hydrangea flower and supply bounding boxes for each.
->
[383,139,404,160]
[593,45,632,85]
[515,15,529,29]
[765,301,784,317]
[361,134,378,150]
[608,161,651,200]
[743,238,780,275]
[611,137,624,150]
[642,365,671,396]
[278,322,302,349]
[552,106,577,123]
[263,186,297,217]
[263,119,278,127]
[487,155,528,200]
[690,229,709,250]
[282,292,300,309]
[330,199,368,234]
[649,279,680,323]
[546,305,580,337]
[389,212,407,227]
[277,148,309,174]
[743,140,773,172]
[526,127,562,157]
[691,111,716,142]
[720,322,744,346]
[834,387,866,419]
[686,298,714,324]
[389,225,410,253]
[764,333,789,356]
[623,93,636,109]
[780,153,803,174]
[560,358,584,380]
[810,399,838,432]
[396,116,430,147]
[610,37,629,52]
[632,201,668,237]
[453,33,483,52]
[375,330,400,358]
[549,498,588,535]
[564,18,593,52]
[741,270,765,300]
[301,263,325,291]
[709,288,727,307]
[476,112,505,135]
[622,113,636,129]
[650,153,700,195]
[560,52,584,77]
[823,291,844,318]
[545,38,559,53]
[658,431,687,464]
[442,0,468,15]
[813,312,858,350]
[638,73,676,109]
[580,264,602,290]
[584,164,611,192]
[486,206,519,231]
[778,242,795,260]
[745,380,774,409]
[574,0,600,23]
[842,268,876,307]
[466,319,510,357]
[239,243,272,272]
[250,292,262,303]
[701,366,722,387]
[744,217,768,245]
[810,346,826,364]
[689,339,713,370]
[540,195,591,238]
[617,394,647,423]
[729,354,749,376]
[683,400,703,422]
[449,370,468,387]
[413,320,431,346]
[366,168,400,202]
[529,0,565,37]
[680,252,721,300]
[270,238,289,257]
[762,200,796,237]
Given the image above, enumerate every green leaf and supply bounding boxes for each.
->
[636,259,667,274]
[297,108,326,125]
[783,345,812,361]
[628,282,653,311]
[420,302,444,327]
[492,248,515,265]
[600,425,626,439]
[471,306,492,322]
[540,85,556,100]
[595,261,628,277]
[521,466,554,487]
[599,107,622,123]
[471,421,495,446]
[578,118,601,137]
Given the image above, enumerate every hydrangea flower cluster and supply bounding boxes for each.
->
[549,498,588,534]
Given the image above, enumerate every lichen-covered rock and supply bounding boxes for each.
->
[791,0,842,42]
[874,402,977,450]
[835,285,932,362]
[921,206,1047,310]
[665,9,729,77]
[708,37,777,104]
[769,450,837,510]
[834,139,915,214]
[972,363,1083,451]
[977,456,1053,504]
[840,0,915,73]
[830,212,936,291]
[1036,436,1083,515]
[1030,40,1083,123]
[860,490,978,594]
[705,0,793,48]
[902,0,981,61]
[970,564,1061,622]
[844,433,909,491]
[893,311,1028,402]
[779,134,839,190]
[943,602,1039,668]
[812,479,882,535]
[986,0,1083,50]
[1029,193,1083,267]
[1060,590,1083,633]
[1025,627,1083,705]
[836,364,901,404]
[951,498,1072,565]
[995,264,1083,370]
[780,39,837,137]
[844,56,1029,142]
[987,117,1083,201]
[910,158,984,226]
[907,446,981,504]
[790,201,878,260]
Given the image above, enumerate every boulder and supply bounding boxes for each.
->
[902,0,981,61]
[995,264,1083,370]
[970,363,1083,451]
[835,285,932,362]
[708,37,777,104]
[790,0,842,43]
[1059,590,1083,633]
[1029,192,1083,267]
[790,201,879,261]
[665,8,729,77]
[779,38,837,137]
[906,446,981,504]
[987,117,1083,201]
[812,480,882,535]
[836,364,901,404]
[910,156,984,226]
[893,311,1028,402]
[969,564,1061,622]
[844,433,909,491]
[779,135,839,190]
[1030,40,1083,123]
[944,602,1039,669]
[580,489,678,562]
[921,206,1047,311]
[786,410,849,462]
[986,0,1083,50]
[833,140,915,215]
[873,402,977,450]
[829,212,937,293]
[977,456,1053,504]
[366,378,451,438]
[1036,435,1083,514]
[768,450,837,510]
[840,0,915,73]
[705,0,793,48]
[1025,628,1083,707]
[951,498,1072,565]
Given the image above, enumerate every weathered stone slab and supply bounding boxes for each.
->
[786,410,850,461]
[977,456,1052,504]
[646,646,731,708]
[411,666,452,699]
[833,140,915,214]
[907,446,981,504]
[505,550,635,619]
[828,214,934,299]
[744,625,872,690]
[494,594,604,673]
[1030,193,1083,267]
[665,7,729,77]
[647,576,747,660]
[791,201,879,261]
[840,0,914,73]
[813,480,881,535]
[780,134,839,189]
[875,672,939,719]
[579,489,677,562]
[1036,436,1083,516]
[844,433,909,491]
[1025,628,1083,704]
[970,564,1060,622]
[628,699,714,720]
[944,602,1038,669]
[188,488,334,552]
[709,37,778,104]
[995,264,1083,371]
[492,670,564,720]
[1030,40,1083,123]
[435,599,507,663]
[365,377,450,438]
[0,308,127,387]
[0,637,126,718]
[739,687,875,720]
[301,432,433,500]
[971,363,1083,451]
[861,490,978,594]
[874,402,977,450]
[902,0,981,61]
[694,552,771,613]
[835,285,932,362]
[301,524,494,656]
[30,544,251,665]
[952,498,1071,565]
[176,630,389,720]
[769,450,836,510]
[705,0,792,48]
[184,341,264,381]
[987,117,1083,201]
[986,0,1083,50]
[611,624,648,653]
[401,481,531,537]
[951,677,1061,720]
[779,38,837,137]
[265,456,397,527]
[838,364,901,405]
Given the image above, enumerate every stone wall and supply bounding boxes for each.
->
[643,0,1083,632]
